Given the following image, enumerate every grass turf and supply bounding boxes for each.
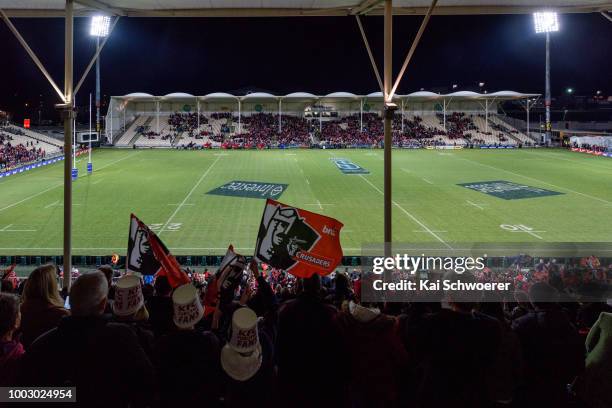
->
[0,148,611,256]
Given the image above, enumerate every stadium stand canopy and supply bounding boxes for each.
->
[1,1,609,17]
[163,92,195,99]
[114,91,539,101]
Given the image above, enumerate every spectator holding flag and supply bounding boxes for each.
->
[276,274,349,407]
[146,275,175,337]
[111,275,155,358]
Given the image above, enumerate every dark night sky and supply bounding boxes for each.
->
[0,13,610,120]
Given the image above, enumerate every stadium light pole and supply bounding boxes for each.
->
[534,11,559,145]
[90,16,110,149]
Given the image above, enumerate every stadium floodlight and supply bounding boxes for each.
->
[90,15,111,37]
[533,12,559,34]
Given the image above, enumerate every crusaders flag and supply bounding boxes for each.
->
[126,214,189,288]
[254,199,344,278]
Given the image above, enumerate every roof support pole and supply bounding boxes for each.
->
[0,8,65,102]
[109,102,113,143]
[485,99,489,133]
[238,100,241,133]
[197,99,200,133]
[73,16,119,97]
[360,99,363,132]
[443,99,447,132]
[355,15,384,94]
[526,99,530,140]
[389,0,438,99]
[156,100,160,134]
[62,0,75,292]
[383,0,393,247]
[401,99,405,133]
[278,99,282,133]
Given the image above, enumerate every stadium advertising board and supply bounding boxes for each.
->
[207,180,288,199]
[458,180,563,200]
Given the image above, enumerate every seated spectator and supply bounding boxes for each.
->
[408,273,503,408]
[578,312,612,408]
[0,293,24,386]
[276,275,349,407]
[510,290,532,322]
[154,283,221,407]
[20,272,154,408]
[337,300,407,407]
[97,265,115,313]
[19,264,69,348]
[111,275,154,357]
[511,282,585,407]
[146,275,175,337]
[221,307,275,407]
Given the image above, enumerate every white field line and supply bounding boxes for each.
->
[422,178,433,185]
[44,200,60,209]
[524,150,612,170]
[0,151,140,214]
[0,224,13,231]
[94,151,141,172]
[358,175,453,249]
[168,203,195,206]
[305,178,310,184]
[466,200,485,210]
[458,157,612,205]
[158,155,221,235]
[526,231,544,240]
[0,183,63,213]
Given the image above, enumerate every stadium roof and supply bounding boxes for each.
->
[1,1,610,17]
[203,92,238,100]
[115,90,539,101]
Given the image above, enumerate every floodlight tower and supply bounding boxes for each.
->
[90,16,110,136]
[533,11,559,144]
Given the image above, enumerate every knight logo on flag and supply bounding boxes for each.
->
[127,214,190,288]
[255,199,343,278]
[127,214,161,275]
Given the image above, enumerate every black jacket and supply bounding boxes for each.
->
[19,315,154,408]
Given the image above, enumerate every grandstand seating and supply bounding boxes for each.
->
[114,115,148,147]
[0,125,62,170]
[112,110,532,149]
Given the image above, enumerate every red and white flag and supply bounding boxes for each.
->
[126,214,190,288]
[254,199,344,278]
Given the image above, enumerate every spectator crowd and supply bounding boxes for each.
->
[1,255,611,408]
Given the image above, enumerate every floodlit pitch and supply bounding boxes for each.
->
[0,148,611,256]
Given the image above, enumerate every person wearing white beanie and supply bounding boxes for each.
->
[153,283,221,407]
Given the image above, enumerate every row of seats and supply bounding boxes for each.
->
[115,112,531,148]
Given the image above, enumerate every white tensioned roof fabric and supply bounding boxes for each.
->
[1,1,609,17]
